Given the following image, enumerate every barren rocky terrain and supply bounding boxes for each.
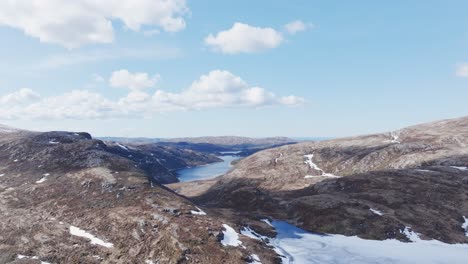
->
[2,116,468,263]
[0,126,278,264]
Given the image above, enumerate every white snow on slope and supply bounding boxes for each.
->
[275,153,283,164]
[462,216,468,237]
[0,174,4,177]
[400,226,421,242]
[116,143,129,151]
[250,254,262,264]
[49,139,59,144]
[269,221,468,264]
[69,226,114,248]
[240,226,291,263]
[221,224,242,247]
[260,219,273,227]
[370,208,384,216]
[384,131,401,144]
[303,154,341,178]
[191,207,207,215]
[17,255,51,264]
[451,166,468,171]
[36,173,50,184]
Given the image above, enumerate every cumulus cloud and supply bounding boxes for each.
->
[284,20,312,35]
[0,0,189,48]
[205,23,284,54]
[0,70,304,120]
[0,88,40,105]
[110,69,160,90]
[456,63,468,77]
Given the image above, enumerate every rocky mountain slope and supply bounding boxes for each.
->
[0,127,277,263]
[172,116,468,244]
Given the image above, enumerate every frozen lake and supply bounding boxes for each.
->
[269,220,468,264]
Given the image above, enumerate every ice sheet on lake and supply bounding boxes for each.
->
[269,221,468,264]
[69,226,114,248]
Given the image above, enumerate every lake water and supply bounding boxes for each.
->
[176,155,240,182]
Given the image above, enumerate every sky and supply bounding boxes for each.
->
[0,0,467,138]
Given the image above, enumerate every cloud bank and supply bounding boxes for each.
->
[0,70,305,120]
[0,0,189,48]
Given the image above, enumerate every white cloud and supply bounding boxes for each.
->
[0,70,305,120]
[0,0,189,48]
[109,69,160,90]
[456,63,468,77]
[0,88,40,105]
[205,23,284,54]
[285,20,312,35]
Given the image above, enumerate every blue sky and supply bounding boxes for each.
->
[0,0,467,138]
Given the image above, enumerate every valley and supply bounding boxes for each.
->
[1,116,468,263]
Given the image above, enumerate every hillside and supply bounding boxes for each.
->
[0,127,278,263]
[171,116,468,243]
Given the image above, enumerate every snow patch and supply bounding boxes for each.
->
[370,208,384,216]
[250,254,262,264]
[275,153,283,164]
[451,166,468,171]
[69,226,114,248]
[400,226,421,242]
[303,154,341,178]
[36,173,50,184]
[17,255,50,264]
[221,224,242,247]
[261,219,273,227]
[191,207,207,215]
[384,132,401,144]
[0,174,4,177]
[462,216,468,237]
[13,159,18,162]
[49,139,59,144]
[241,226,263,240]
[415,169,433,172]
[116,143,129,151]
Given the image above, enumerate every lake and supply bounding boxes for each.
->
[176,155,240,182]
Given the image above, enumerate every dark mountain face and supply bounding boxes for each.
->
[171,116,468,244]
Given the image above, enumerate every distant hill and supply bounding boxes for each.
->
[162,136,296,146]
[170,116,468,244]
